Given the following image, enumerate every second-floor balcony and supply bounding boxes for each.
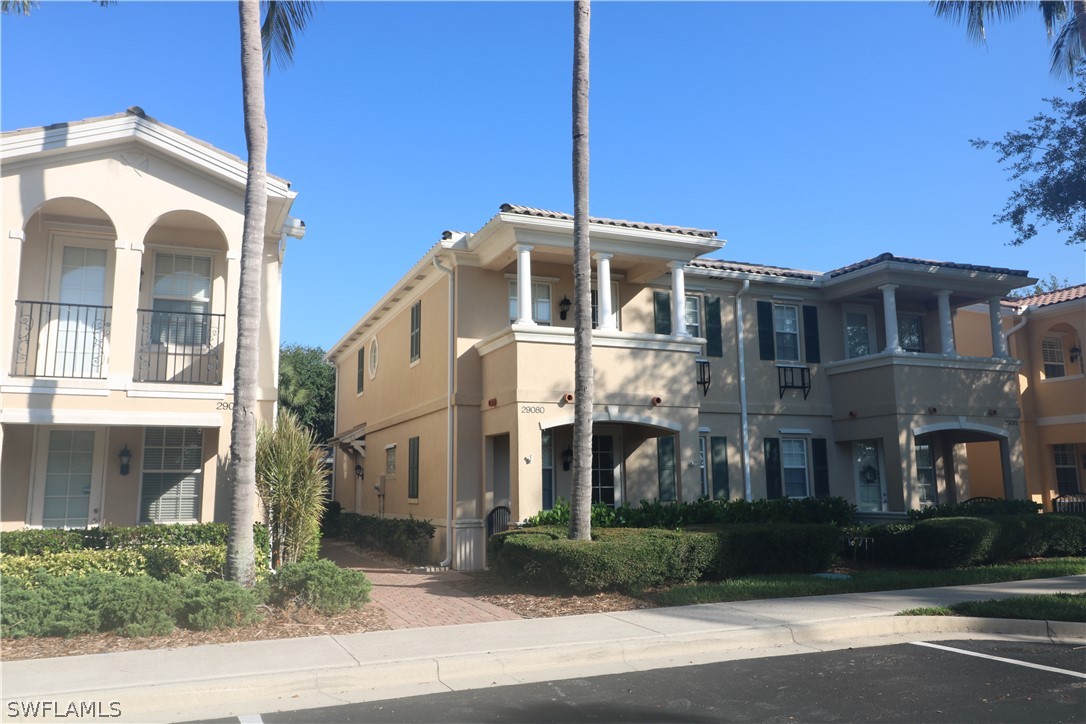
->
[135,308,225,385]
[12,300,112,379]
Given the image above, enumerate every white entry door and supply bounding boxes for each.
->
[854,439,887,512]
[33,428,106,528]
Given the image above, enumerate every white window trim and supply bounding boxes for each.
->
[138,427,204,524]
[780,437,810,499]
[773,303,801,363]
[508,279,554,326]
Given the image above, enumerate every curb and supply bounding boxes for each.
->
[4,616,1082,723]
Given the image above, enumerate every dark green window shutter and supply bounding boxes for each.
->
[764,437,782,499]
[654,291,671,335]
[757,301,775,360]
[803,305,820,363]
[710,436,729,499]
[706,296,723,357]
[811,437,829,498]
[657,436,676,502]
[408,437,420,499]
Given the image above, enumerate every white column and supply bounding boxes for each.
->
[669,261,688,337]
[595,252,614,330]
[989,296,1009,358]
[935,290,956,356]
[515,244,534,326]
[879,284,901,352]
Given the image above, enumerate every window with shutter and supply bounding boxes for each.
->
[140,427,202,523]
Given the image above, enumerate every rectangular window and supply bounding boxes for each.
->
[140,427,202,523]
[590,282,620,330]
[781,438,809,498]
[151,252,212,345]
[407,437,419,499]
[844,308,875,358]
[915,443,937,506]
[1042,336,1065,378]
[362,347,371,397]
[508,281,552,325]
[385,445,396,474]
[685,296,702,340]
[773,305,800,362]
[1054,444,1080,494]
[898,315,924,352]
[410,301,421,362]
[541,430,555,510]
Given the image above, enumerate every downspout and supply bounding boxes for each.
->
[433,255,456,568]
[735,280,753,501]
[1004,304,1034,358]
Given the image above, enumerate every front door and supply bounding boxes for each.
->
[591,429,622,507]
[33,428,106,528]
[854,439,887,512]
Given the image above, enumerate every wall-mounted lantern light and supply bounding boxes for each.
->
[354,463,364,479]
[118,445,132,476]
[562,447,574,471]
[1070,345,1082,364]
[559,296,572,321]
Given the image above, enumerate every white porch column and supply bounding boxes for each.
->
[934,290,956,356]
[595,252,615,330]
[108,240,145,386]
[515,244,535,326]
[879,284,901,352]
[989,296,1009,358]
[669,261,688,337]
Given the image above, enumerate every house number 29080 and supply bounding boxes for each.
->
[520,405,545,414]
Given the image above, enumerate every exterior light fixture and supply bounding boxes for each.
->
[562,447,574,471]
[559,296,572,320]
[1070,346,1082,364]
[118,445,132,476]
[354,463,364,479]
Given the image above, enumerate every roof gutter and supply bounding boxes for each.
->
[433,255,456,569]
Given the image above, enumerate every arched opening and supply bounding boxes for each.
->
[913,421,1013,504]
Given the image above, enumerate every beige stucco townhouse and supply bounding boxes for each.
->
[1,108,304,531]
[327,204,1035,570]
[957,285,1085,509]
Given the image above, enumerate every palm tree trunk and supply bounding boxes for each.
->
[569,0,593,542]
[226,0,268,586]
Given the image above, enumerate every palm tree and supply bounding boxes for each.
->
[932,1,1084,77]
[227,0,315,586]
[569,0,593,542]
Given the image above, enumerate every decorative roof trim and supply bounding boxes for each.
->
[498,203,717,239]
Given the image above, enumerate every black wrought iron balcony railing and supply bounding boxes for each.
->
[12,300,112,379]
[135,309,225,384]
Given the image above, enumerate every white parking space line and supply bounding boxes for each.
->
[911,641,1086,680]
[238,715,264,724]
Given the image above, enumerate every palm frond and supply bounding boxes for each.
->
[1050,12,1083,77]
[931,0,1032,43]
[260,0,319,74]
[1038,0,1071,37]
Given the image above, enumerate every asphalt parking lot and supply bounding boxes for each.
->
[202,638,1086,723]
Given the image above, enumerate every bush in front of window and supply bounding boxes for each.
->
[908,498,1042,520]
[707,523,841,578]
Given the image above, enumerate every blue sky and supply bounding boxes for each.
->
[4,1,1083,350]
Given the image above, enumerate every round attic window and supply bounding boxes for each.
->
[368,337,379,379]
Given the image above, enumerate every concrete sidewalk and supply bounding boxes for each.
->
[3,575,1084,722]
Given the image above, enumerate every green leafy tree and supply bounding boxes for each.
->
[228,0,316,587]
[256,410,328,569]
[932,0,1085,78]
[972,66,1086,247]
[279,344,334,442]
[569,0,593,542]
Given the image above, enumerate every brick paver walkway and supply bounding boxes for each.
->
[320,540,522,629]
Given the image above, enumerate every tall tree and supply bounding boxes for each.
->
[569,0,593,542]
[971,66,1086,247]
[279,343,335,443]
[932,1,1085,77]
[227,0,315,587]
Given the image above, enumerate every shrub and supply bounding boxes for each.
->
[336,513,435,562]
[903,517,999,568]
[142,543,227,581]
[0,549,147,581]
[257,410,328,568]
[1,573,104,638]
[0,529,85,555]
[909,499,1042,520]
[321,499,344,538]
[97,575,178,637]
[709,524,841,578]
[173,577,263,631]
[265,559,372,615]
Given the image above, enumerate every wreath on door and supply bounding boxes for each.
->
[860,465,879,484]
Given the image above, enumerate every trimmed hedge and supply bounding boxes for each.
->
[1,543,229,583]
[524,497,855,529]
[865,514,1086,568]
[264,559,372,615]
[491,523,841,593]
[909,499,1041,520]
[335,513,435,563]
[1,522,270,562]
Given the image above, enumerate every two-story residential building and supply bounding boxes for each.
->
[1,108,303,530]
[327,204,1033,569]
[957,285,1085,509]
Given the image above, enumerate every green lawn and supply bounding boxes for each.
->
[900,592,1086,622]
[651,558,1086,607]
